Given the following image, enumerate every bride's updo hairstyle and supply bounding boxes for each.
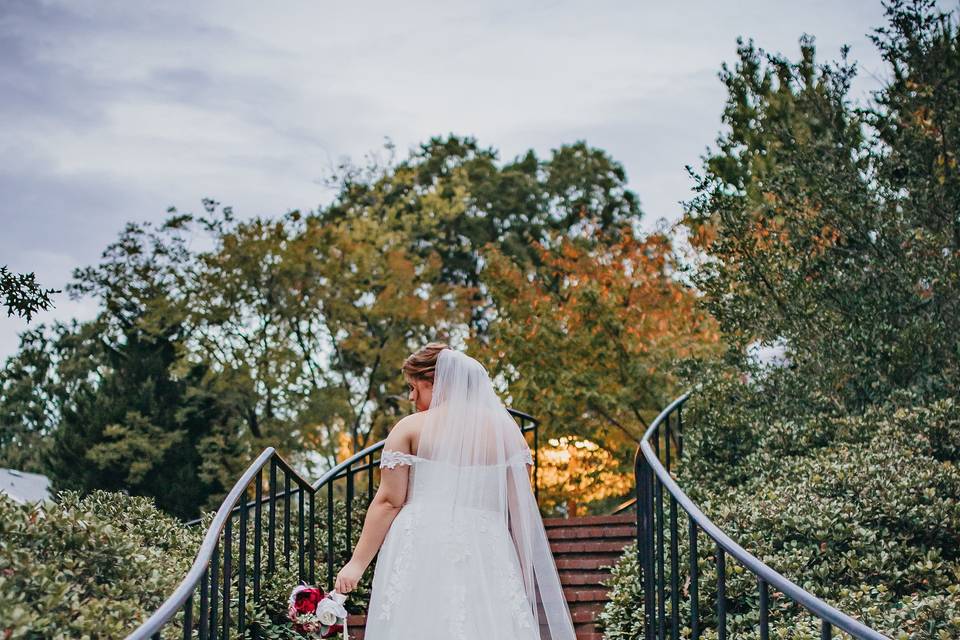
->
[401,341,450,383]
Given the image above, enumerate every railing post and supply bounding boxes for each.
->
[253,470,262,602]
[326,479,334,589]
[689,516,699,640]
[268,458,277,576]
[533,418,540,504]
[637,451,657,640]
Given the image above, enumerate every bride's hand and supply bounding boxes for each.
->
[335,559,364,594]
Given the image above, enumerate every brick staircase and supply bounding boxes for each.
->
[344,513,635,639]
[545,513,635,640]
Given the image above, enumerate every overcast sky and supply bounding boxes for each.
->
[0,0,891,360]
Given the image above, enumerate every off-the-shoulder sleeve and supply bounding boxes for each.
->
[379,449,420,469]
[507,447,534,466]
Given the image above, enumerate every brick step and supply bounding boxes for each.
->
[574,620,601,634]
[550,539,632,554]
[346,613,366,639]
[546,524,636,540]
[563,587,610,602]
[542,514,636,528]
[569,601,605,623]
[555,555,621,571]
[558,570,612,586]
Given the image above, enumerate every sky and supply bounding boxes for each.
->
[0,0,892,361]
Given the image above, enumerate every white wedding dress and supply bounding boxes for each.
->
[363,448,541,640]
[359,348,577,640]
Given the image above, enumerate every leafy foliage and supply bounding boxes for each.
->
[600,396,960,638]
[0,491,202,639]
[603,2,960,637]
[681,0,960,411]
[477,224,721,512]
[0,265,59,322]
[45,317,241,519]
[0,135,659,517]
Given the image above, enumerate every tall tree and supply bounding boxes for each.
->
[680,6,960,411]
[320,135,643,336]
[47,316,239,519]
[477,221,720,510]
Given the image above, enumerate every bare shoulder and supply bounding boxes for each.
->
[383,413,421,453]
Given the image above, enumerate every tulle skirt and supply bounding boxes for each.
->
[363,500,541,640]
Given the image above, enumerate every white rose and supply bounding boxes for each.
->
[318,609,338,626]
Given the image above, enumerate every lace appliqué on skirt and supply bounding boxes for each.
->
[443,513,475,565]
[498,545,534,629]
[376,502,421,621]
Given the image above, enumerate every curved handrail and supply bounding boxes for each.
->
[128,447,277,640]
[636,391,888,639]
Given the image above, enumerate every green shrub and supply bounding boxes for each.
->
[598,396,960,639]
[0,490,202,639]
[0,481,375,639]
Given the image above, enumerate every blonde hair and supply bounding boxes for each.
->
[401,341,450,383]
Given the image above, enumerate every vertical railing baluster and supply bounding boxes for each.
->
[821,620,832,639]
[182,593,193,640]
[669,494,679,640]
[759,578,769,640]
[222,516,232,640]
[346,468,355,554]
[677,404,683,458]
[299,482,306,582]
[310,490,317,584]
[268,459,277,576]
[637,453,656,640]
[689,516,699,640]
[716,543,726,640]
[209,541,219,639]
[656,465,666,639]
[238,494,248,635]
[199,567,209,640]
[665,413,671,472]
[284,471,292,569]
[254,470,262,603]
[533,420,540,503]
[653,422,660,459]
[327,479,334,589]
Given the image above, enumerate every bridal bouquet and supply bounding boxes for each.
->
[287,584,348,638]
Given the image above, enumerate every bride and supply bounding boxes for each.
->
[334,342,577,640]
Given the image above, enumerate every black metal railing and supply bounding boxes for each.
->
[126,408,539,639]
[127,448,317,640]
[636,391,889,639]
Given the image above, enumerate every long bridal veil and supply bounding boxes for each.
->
[415,348,577,640]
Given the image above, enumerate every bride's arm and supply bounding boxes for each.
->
[334,424,411,593]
